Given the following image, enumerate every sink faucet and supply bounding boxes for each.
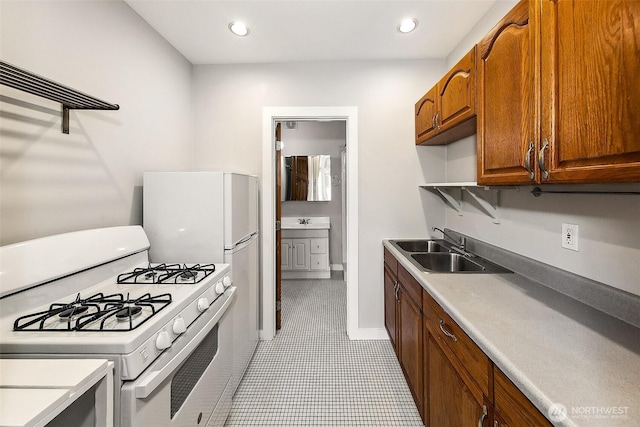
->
[432,227,471,256]
[299,218,310,225]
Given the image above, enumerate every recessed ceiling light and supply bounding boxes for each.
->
[229,21,250,37]
[398,18,418,34]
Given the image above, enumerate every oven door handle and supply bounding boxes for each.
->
[134,288,235,399]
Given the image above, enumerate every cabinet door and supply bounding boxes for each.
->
[415,86,438,144]
[383,265,398,353]
[539,0,640,183]
[428,335,489,427]
[281,239,292,271]
[477,0,536,185]
[398,286,423,418]
[291,239,310,270]
[438,46,477,133]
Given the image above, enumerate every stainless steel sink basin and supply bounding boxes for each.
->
[388,239,512,274]
[394,240,450,253]
[411,253,485,272]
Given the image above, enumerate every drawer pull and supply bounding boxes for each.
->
[478,404,488,427]
[438,319,458,342]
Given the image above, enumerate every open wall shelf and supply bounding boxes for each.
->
[0,61,119,134]
[420,182,502,223]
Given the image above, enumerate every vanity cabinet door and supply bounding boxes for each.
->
[281,239,293,271]
[291,239,310,270]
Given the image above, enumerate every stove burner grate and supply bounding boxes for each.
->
[14,292,171,332]
[117,263,216,285]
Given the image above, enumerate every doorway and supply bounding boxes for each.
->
[276,120,346,330]
[261,107,359,341]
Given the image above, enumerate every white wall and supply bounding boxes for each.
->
[434,0,640,297]
[0,1,193,245]
[193,60,447,329]
[280,121,345,267]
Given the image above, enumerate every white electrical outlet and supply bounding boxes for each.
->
[561,223,579,251]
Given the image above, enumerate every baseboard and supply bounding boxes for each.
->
[330,264,344,271]
[347,327,389,340]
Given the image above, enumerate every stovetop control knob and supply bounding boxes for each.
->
[172,317,186,335]
[222,276,232,288]
[155,331,171,351]
[197,297,210,312]
[215,281,225,295]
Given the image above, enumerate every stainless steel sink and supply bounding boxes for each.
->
[394,240,450,253]
[389,239,512,274]
[411,253,486,273]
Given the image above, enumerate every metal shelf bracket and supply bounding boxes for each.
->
[420,182,501,223]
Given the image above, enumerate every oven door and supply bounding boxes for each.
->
[120,288,235,427]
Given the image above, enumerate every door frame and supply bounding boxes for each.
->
[261,106,359,340]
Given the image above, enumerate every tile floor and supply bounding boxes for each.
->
[225,276,424,426]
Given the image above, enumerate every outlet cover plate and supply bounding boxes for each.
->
[562,223,579,251]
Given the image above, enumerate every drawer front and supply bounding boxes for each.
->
[398,263,422,308]
[383,247,398,276]
[423,290,491,395]
[310,238,327,254]
[495,368,552,427]
[310,254,328,271]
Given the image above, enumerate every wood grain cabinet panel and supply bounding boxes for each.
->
[416,47,477,146]
[494,368,552,427]
[539,0,640,183]
[478,0,640,185]
[383,262,398,353]
[398,287,424,418]
[477,0,534,185]
[427,335,489,427]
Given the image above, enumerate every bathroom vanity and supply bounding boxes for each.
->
[281,217,330,279]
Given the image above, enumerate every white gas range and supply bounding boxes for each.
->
[0,226,235,427]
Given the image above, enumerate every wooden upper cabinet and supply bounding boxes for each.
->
[539,0,640,183]
[477,0,535,185]
[478,0,640,185]
[415,86,438,144]
[416,46,477,146]
[438,46,477,133]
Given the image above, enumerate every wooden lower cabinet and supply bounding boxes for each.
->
[384,248,552,426]
[494,368,552,427]
[426,334,489,427]
[398,285,423,418]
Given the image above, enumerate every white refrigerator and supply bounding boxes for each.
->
[143,171,259,396]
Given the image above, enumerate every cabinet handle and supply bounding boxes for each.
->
[434,112,441,131]
[438,319,458,342]
[494,421,499,427]
[478,404,488,427]
[524,140,535,180]
[394,282,399,302]
[538,138,549,180]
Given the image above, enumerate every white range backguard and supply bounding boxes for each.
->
[143,172,259,396]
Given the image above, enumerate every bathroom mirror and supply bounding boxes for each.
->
[283,155,331,201]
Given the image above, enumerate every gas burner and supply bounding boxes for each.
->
[14,292,171,332]
[115,306,143,321]
[117,263,216,285]
[58,306,89,320]
[178,270,197,281]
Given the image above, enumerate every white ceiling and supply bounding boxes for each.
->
[124,0,496,65]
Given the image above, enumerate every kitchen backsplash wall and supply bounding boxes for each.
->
[0,1,193,245]
[439,0,640,298]
[192,60,448,330]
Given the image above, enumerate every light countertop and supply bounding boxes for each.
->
[0,359,113,427]
[383,240,640,427]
